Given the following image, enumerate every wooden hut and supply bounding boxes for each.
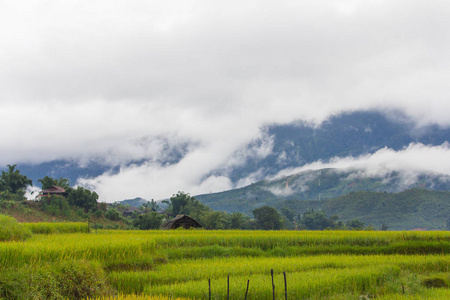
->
[160,215,203,230]
[38,186,68,198]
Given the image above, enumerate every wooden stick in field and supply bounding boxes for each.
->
[227,274,230,300]
[245,279,250,300]
[271,269,275,300]
[284,271,287,300]
[209,278,211,300]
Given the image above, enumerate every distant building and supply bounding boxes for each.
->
[38,186,68,198]
[160,215,203,230]
[121,206,143,217]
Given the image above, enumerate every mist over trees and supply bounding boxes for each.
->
[2,164,439,231]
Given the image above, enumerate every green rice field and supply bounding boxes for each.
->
[1,225,449,299]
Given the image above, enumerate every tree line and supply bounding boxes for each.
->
[0,164,99,216]
[129,191,372,230]
[1,164,374,230]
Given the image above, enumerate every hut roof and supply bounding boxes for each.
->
[160,215,203,230]
[43,186,66,193]
[38,185,68,197]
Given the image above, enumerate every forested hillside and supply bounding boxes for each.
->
[271,189,450,230]
[196,168,450,215]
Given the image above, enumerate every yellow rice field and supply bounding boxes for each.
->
[0,226,449,299]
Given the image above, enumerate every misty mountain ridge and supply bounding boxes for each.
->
[195,167,450,215]
[221,110,450,183]
[5,109,449,198]
[117,197,149,207]
[289,189,450,230]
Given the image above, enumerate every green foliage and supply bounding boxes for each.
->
[217,188,450,230]
[38,176,70,190]
[229,212,249,229]
[421,273,449,288]
[0,260,107,300]
[299,209,343,230]
[169,192,194,216]
[252,205,284,230]
[0,164,32,197]
[196,168,450,222]
[201,211,229,229]
[53,260,107,299]
[67,186,99,212]
[280,206,296,222]
[0,190,26,202]
[41,195,72,217]
[106,208,121,221]
[166,192,216,227]
[346,219,366,230]
[133,212,164,230]
[0,214,32,241]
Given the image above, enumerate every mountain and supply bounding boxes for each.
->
[221,110,450,182]
[285,189,450,230]
[195,168,450,216]
[4,109,449,190]
[117,197,149,207]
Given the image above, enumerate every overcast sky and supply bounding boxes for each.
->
[1,0,449,202]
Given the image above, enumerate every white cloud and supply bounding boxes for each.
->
[271,143,450,180]
[0,1,449,201]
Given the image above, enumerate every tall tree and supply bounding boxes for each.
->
[67,186,98,212]
[300,210,335,230]
[0,164,32,194]
[229,212,248,229]
[169,192,196,216]
[38,176,70,190]
[201,211,228,229]
[252,206,284,230]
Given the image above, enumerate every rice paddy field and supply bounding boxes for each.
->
[1,225,450,299]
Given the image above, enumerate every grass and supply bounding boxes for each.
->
[0,214,31,241]
[23,221,90,234]
[0,229,449,299]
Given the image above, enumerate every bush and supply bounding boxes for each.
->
[105,208,121,221]
[0,214,31,241]
[53,260,108,299]
[133,212,164,229]
[41,195,71,217]
[0,260,109,299]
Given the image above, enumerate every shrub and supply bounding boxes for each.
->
[0,214,31,241]
[0,260,109,300]
[133,212,164,229]
[41,195,71,217]
[53,260,108,299]
[422,274,449,288]
[106,208,121,221]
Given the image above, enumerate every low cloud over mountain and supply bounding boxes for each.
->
[1,1,449,201]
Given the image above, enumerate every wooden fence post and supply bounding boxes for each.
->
[209,278,211,300]
[271,269,275,300]
[283,271,287,300]
[227,274,230,300]
[245,279,250,300]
